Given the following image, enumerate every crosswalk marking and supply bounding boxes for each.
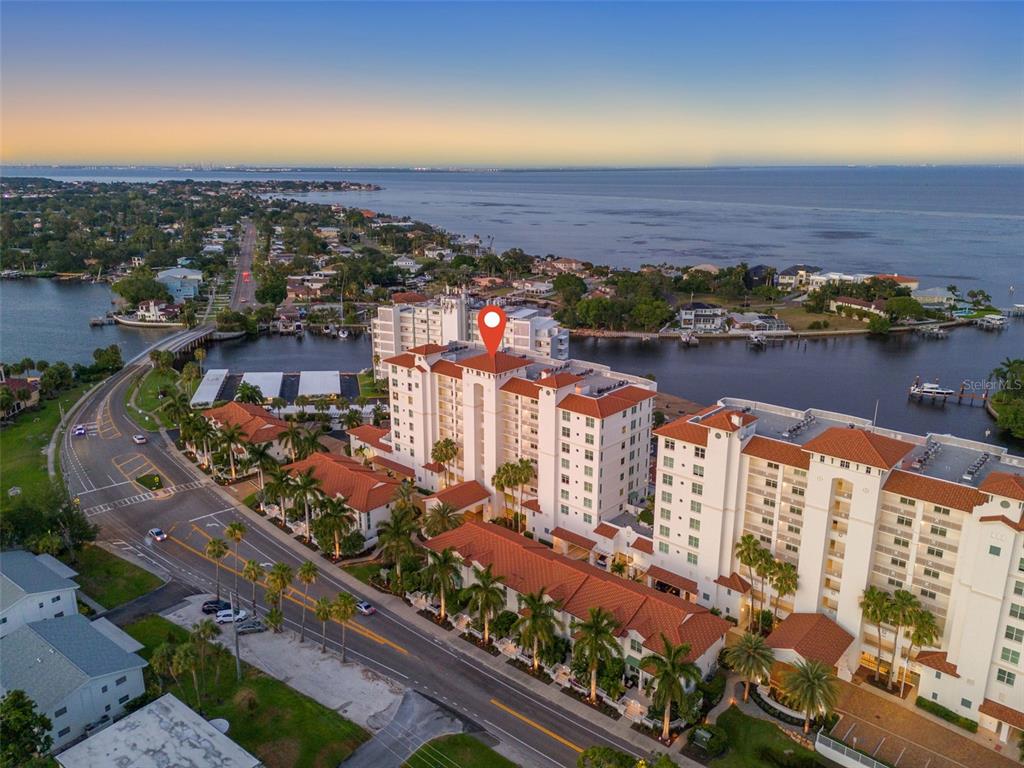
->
[83,478,210,517]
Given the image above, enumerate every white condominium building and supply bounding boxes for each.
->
[380,344,656,537]
[647,398,1024,745]
[370,291,569,377]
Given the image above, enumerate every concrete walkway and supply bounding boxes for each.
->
[344,690,465,768]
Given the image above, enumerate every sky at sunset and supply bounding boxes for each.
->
[2,1,1021,167]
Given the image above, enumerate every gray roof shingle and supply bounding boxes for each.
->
[0,551,79,611]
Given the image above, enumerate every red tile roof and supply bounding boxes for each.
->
[915,651,959,678]
[390,291,428,303]
[500,377,541,399]
[647,565,698,595]
[803,427,915,469]
[523,498,541,512]
[427,520,729,662]
[537,372,583,388]
[558,386,656,419]
[655,417,708,447]
[715,572,752,593]
[550,526,597,551]
[458,351,530,375]
[372,455,415,478]
[383,353,418,368]
[431,360,463,380]
[980,471,1024,501]
[203,402,289,444]
[592,523,619,539]
[407,343,448,355]
[630,536,653,554]
[874,274,917,284]
[422,461,444,473]
[979,699,1024,730]
[742,436,810,469]
[347,424,392,453]
[700,409,757,433]
[425,480,490,511]
[883,470,987,513]
[766,613,854,668]
[979,514,1024,532]
[283,453,400,512]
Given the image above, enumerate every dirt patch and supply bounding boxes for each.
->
[255,737,300,768]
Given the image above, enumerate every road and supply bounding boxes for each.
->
[59,280,649,768]
[229,220,257,309]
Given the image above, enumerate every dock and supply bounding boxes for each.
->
[908,376,990,406]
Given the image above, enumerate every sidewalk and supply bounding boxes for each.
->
[164,436,703,765]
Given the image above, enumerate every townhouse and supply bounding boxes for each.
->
[200,401,291,462]
[1,551,80,638]
[379,344,656,540]
[370,291,568,377]
[644,399,1024,745]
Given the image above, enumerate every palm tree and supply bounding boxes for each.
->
[190,618,221,693]
[192,417,215,468]
[421,547,460,621]
[493,458,535,533]
[281,422,305,461]
[270,396,287,417]
[312,496,356,559]
[265,606,284,633]
[725,631,775,701]
[463,565,506,644]
[314,596,333,653]
[205,537,228,599]
[266,562,293,619]
[887,589,920,689]
[333,592,357,662]
[643,635,701,741]
[574,606,622,704]
[218,424,246,480]
[513,589,560,673]
[735,534,762,630]
[753,549,774,628]
[342,409,362,429]
[289,468,322,542]
[296,561,318,642]
[162,391,192,427]
[151,642,177,693]
[242,559,264,610]
[235,382,264,404]
[903,608,939,697]
[181,361,201,394]
[394,479,416,515]
[194,347,206,376]
[860,586,892,682]
[377,506,417,584]
[224,521,246,598]
[424,501,461,537]
[431,437,458,488]
[264,464,292,523]
[770,561,798,624]
[246,442,274,493]
[782,659,839,734]
[173,642,202,708]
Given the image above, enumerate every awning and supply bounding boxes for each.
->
[550,526,596,551]
[647,565,698,595]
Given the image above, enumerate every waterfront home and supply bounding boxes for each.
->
[513,278,554,296]
[423,245,454,261]
[874,273,920,291]
[156,267,203,303]
[0,551,79,637]
[746,264,775,287]
[727,312,791,334]
[537,256,587,275]
[0,614,147,752]
[678,301,726,332]
[0,367,39,418]
[134,300,180,323]
[776,264,821,291]
[912,286,956,308]
[806,271,873,289]
[829,295,888,318]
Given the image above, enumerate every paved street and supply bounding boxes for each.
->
[230,220,258,309]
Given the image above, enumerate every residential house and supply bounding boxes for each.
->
[0,551,79,637]
[155,268,203,304]
[678,302,726,332]
[829,296,888,318]
[200,402,291,462]
[776,265,821,291]
[727,312,791,334]
[393,255,419,272]
[0,366,40,418]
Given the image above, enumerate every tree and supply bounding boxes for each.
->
[218,424,246,480]
[753,549,774,626]
[224,521,246,598]
[0,690,52,765]
[493,458,535,533]
[770,560,798,623]
[463,564,506,644]
[734,535,762,630]
[267,562,294,619]
[431,437,458,489]
[264,464,293,523]
[333,592,357,662]
[243,559,264,610]
[235,382,264,404]
[194,347,206,375]
[514,588,560,673]
[265,606,284,633]
[574,607,622,703]
[377,506,417,584]
[781,659,839,734]
[314,596,333,653]
[904,608,939,697]
[296,561,318,643]
[575,746,635,768]
[643,635,701,741]
[422,547,460,621]
[190,618,221,694]
[725,631,774,702]
[281,422,305,461]
[424,501,461,537]
[173,642,202,709]
[246,442,274,494]
[150,642,177,693]
[867,315,891,335]
[553,273,588,305]
[859,586,892,683]
[205,537,228,599]
[311,496,355,559]
[887,589,920,689]
[289,468,322,543]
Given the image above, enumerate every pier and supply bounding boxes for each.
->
[908,376,990,406]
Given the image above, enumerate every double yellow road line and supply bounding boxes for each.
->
[490,698,584,753]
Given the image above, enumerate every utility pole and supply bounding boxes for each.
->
[230,590,242,682]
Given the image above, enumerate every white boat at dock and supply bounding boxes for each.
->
[910,382,957,398]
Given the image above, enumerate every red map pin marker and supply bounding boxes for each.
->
[477,305,507,359]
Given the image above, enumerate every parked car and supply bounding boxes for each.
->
[132,434,148,444]
[147,527,167,542]
[201,599,231,615]
[215,608,249,624]
[236,620,266,635]
[356,600,376,616]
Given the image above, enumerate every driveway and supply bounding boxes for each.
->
[344,690,466,768]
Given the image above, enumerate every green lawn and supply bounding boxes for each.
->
[124,368,180,431]
[0,383,90,498]
[711,706,821,768]
[357,372,388,399]
[344,561,384,585]
[66,544,162,609]
[126,616,369,768]
[404,734,517,768]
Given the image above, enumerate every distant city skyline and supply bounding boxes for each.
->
[2,1,1021,166]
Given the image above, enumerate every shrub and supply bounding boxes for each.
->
[698,670,728,708]
[491,610,518,639]
[688,722,729,757]
[915,696,978,733]
[540,635,571,667]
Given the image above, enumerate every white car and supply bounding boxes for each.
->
[72,424,87,436]
[356,600,376,616]
[215,608,249,624]
[132,434,148,445]
[147,527,167,542]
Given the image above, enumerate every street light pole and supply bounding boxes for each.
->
[230,590,242,682]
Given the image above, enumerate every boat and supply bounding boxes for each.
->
[910,382,956,398]
[338,328,350,339]
[975,314,1008,330]
[679,331,699,346]
[747,334,767,348]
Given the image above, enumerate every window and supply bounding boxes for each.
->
[583,497,592,509]
[562,411,570,422]
[583,513,592,524]
[839,460,850,469]
[762,516,773,526]
[101,685,108,693]
[58,727,71,738]
[561,426,571,438]
[690,500,702,514]
[585,433,595,445]
[664,439,676,451]
[687,552,698,565]
[792,486,805,497]
[990,545,1002,557]
[767,462,779,470]
[663,456,675,469]
[561,489,569,500]
[785,543,798,553]
[894,536,910,548]
[996,669,1016,686]
[899,496,915,506]
[920,588,936,600]
[51,595,61,603]
[897,515,913,527]
[1010,604,1024,620]
[1005,626,1024,643]
[934,505,950,516]
[116,676,127,686]
[658,542,669,554]
[586,417,595,428]
[54,707,67,718]
[887,577,903,588]
[560,504,569,515]
[690,518,701,531]
[630,638,642,653]
[662,474,674,486]
[926,546,944,559]
[930,525,947,537]
[693,465,705,477]
[891,556,907,568]
[694,447,706,459]
[961,698,972,708]
[561,442,569,454]
[584,450,594,461]
[659,525,671,537]
[1015,581,1024,597]
[688,535,700,548]
[765,478,777,488]
[561,473,570,484]
[788,524,800,534]
[790,505,802,516]
[561,458,570,469]
[763,498,776,508]
[583,481,593,493]
[661,491,672,503]
[660,508,672,521]
[691,482,703,496]
[584,465,593,477]
[119,694,130,704]
[923,567,940,579]
[1001,648,1021,665]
